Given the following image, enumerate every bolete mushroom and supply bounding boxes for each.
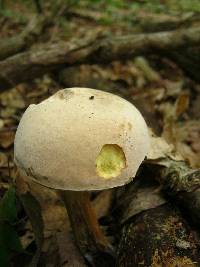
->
[14,87,150,266]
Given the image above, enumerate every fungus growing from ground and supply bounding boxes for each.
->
[14,87,150,265]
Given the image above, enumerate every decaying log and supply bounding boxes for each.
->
[0,15,50,61]
[116,204,200,267]
[1,26,200,90]
[115,165,200,267]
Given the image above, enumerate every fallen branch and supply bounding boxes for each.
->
[67,8,200,32]
[135,13,200,32]
[0,15,50,61]
[1,26,200,90]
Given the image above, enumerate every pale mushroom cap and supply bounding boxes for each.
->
[14,88,150,191]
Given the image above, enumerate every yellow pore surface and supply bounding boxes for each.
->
[96,144,126,179]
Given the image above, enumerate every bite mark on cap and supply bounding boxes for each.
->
[95,144,126,179]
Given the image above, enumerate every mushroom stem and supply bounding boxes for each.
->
[60,190,115,266]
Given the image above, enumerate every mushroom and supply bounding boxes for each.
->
[14,87,150,265]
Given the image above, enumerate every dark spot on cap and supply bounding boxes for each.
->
[56,89,74,101]
[89,96,94,100]
[56,91,65,99]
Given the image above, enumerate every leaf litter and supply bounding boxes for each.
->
[0,2,200,266]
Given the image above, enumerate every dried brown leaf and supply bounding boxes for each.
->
[164,79,183,98]
[93,190,113,219]
[175,94,189,117]
[0,119,4,129]
[56,227,87,267]
[121,185,166,224]
[147,129,183,161]
[0,152,8,167]
[16,175,85,267]
[0,88,26,109]
[134,56,161,82]
[0,131,15,148]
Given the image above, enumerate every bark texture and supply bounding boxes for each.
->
[117,204,200,267]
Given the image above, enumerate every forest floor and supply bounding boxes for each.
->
[0,1,200,266]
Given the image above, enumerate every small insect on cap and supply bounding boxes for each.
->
[14,88,150,191]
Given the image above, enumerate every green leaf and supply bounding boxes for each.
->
[0,243,10,267]
[0,187,23,267]
[0,222,23,252]
[0,187,17,223]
